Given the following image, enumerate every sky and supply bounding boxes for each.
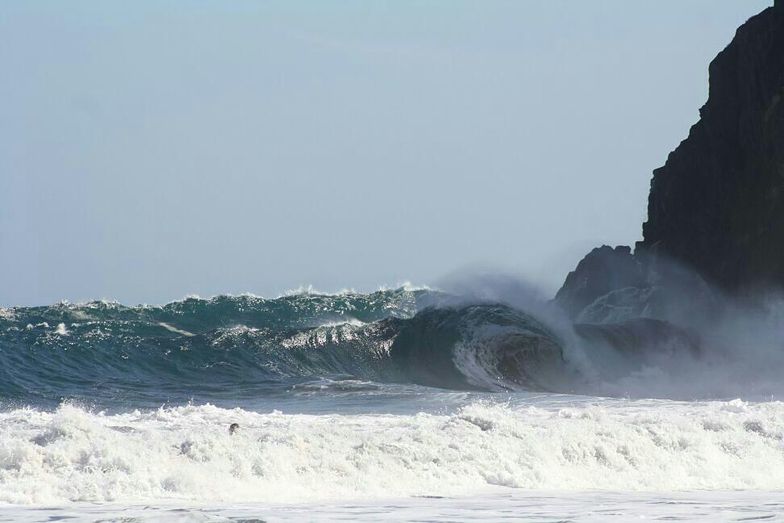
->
[0,0,772,307]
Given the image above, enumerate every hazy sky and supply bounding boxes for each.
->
[0,1,771,306]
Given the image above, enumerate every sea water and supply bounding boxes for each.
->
[1,288,783,520]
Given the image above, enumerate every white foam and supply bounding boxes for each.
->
[157,322,195,337]
[317,318,367,328]
[54,323,69,336]
[377,281,433,293]
[1,399,783,505]
[281,283,431,298]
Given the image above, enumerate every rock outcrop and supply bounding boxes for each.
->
[555,246,719,324]
[554,245,644,319]
[557,3,784,320]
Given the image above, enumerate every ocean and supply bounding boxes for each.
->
[1,287,784,521]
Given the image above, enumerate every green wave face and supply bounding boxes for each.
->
[0,288,574,408]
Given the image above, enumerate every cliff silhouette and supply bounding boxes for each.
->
[557,2,784,320]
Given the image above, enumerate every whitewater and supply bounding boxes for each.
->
[2,287,784,520]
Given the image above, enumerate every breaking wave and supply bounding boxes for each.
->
[4,286,784,407]
[0,288,574,407]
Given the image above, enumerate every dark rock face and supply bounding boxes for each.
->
[554,245,644,319]
[557,4,784,322]
[639,4,784,293]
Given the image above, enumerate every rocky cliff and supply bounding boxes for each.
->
[640,3,784,292]
[557,3,784,319]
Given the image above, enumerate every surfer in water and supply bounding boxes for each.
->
[229,423,239,435]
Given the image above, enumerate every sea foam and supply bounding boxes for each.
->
[1,398,783,505]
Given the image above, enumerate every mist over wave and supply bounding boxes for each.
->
[440,267,784,400]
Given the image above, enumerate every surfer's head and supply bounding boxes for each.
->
[229,423,239,435]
